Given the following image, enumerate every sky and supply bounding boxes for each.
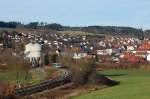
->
[0,0,150,29]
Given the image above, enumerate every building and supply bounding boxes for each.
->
[24,42,42,67]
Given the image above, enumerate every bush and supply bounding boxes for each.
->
[68,58,96,85]
[0,81,5,97]
[67,58,118,86]
[0,82,16,99]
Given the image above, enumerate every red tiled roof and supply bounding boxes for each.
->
[143,40,150,43]
[136,48,150,51]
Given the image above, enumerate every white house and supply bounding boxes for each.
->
[127,46,134,51]
[97,49,113,55]
[147,54,150,62]
[73,53,87,59]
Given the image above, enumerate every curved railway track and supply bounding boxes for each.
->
[14,69,72,96]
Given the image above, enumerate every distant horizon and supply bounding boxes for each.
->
[0,20,148,30]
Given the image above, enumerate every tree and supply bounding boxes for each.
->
[46,23,63,30]
[26,22,39,29]
[40,22,44,27]
[0,21,20,28]
[0,81,5,97]
[0,49,31,81]
[69,59,95,85]
[51,53,59,63]
[12,57,31,81]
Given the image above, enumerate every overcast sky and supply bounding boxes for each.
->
[0,0,150,29]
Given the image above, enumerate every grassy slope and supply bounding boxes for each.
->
[29,68,47,84]
[58,30,104,36]
[0,67,56,85]
[0,28,105,37]
[72,69,150,99]
[0,28,28,33]
[0,70,31,84]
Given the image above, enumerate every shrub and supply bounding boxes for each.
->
[0,81,5,97]
[68,58,96,85]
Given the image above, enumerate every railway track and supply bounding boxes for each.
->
[14,69,72,96]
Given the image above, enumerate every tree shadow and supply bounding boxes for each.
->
[99,75,120,86]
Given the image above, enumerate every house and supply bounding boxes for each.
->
[111,57,120,63]
[97,50,103,55]
[0,43,3,47]
[97,49,113,56]
[123,52,145,63]
[127,46,134,51]
[73,53,87,59]
[146,54,150,62]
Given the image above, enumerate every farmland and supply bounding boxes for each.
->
[0,70,31,84]
[72,69,150,99]
[57,30,105,36]
[0,67,56,85]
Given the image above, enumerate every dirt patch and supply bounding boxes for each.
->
[23,83,107,99]
[22,74,118,99]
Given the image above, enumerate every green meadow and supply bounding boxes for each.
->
[0,68,52,85]
[72,69,150,99]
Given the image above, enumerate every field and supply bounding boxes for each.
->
[0,28,48,35]
[0,67,55,85]
[72,69,150,99]
[0,28,28,33]
[0,70,31,84]
[0,28,106,37]
[58,30,104,36]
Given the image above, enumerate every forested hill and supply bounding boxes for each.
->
[0,21,145,37]
[63,26,141,37]
[144,30,150,38]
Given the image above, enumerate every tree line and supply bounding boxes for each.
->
[0,21,63,30]
[0,21,20,28]
[0,21,143,37]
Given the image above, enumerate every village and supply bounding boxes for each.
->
[0,29,150,65]
[1,0,150,98]
[0,26,150,99]
[1,28,150,98]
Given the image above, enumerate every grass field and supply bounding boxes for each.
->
[29,68,47,84]
[58,30,104,36]
[0,28,106,37]
[0,70,31,84]
[0,67,56,85]
[72,69,150,99]
[0,28,26,32]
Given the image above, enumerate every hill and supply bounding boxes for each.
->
[63,26,141,37]
[72,69,150,99]
[0,21,144,37]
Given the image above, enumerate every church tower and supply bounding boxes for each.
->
[138,28,144,40]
